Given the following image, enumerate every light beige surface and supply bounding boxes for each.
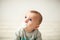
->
[0,0,60,40]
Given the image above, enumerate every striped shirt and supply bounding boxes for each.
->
[15,29,42,40]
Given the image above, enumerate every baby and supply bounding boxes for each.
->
[15,10,42,40]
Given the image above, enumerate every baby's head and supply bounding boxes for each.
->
[24,10,42,32]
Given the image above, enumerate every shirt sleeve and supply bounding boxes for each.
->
[36,31,42,40]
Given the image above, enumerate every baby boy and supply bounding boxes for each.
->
[15,10,42,40]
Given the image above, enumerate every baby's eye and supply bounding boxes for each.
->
[25,16,27,18]
[29,19,32,21]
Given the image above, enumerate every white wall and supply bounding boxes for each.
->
[0,0,60,40]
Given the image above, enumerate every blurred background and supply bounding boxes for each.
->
[0,0,60,40]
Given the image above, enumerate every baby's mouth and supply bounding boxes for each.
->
[20,22,27,29]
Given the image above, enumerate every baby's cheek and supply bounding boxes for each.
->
[28,22,32,25]
[28,24,32,27]
[28,21,34,26]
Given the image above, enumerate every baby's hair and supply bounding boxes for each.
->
[30,10,43,24]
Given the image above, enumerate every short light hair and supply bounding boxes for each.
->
[30,10,43,25]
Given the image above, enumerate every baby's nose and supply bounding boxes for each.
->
[25,19,28,23]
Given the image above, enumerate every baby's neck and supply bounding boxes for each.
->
[24,28,35,33]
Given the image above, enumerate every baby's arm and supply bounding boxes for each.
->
[14,30,21,40]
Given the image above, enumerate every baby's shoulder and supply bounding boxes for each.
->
[34,29,41,36]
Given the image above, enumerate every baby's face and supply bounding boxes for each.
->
[24,12,40,30]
